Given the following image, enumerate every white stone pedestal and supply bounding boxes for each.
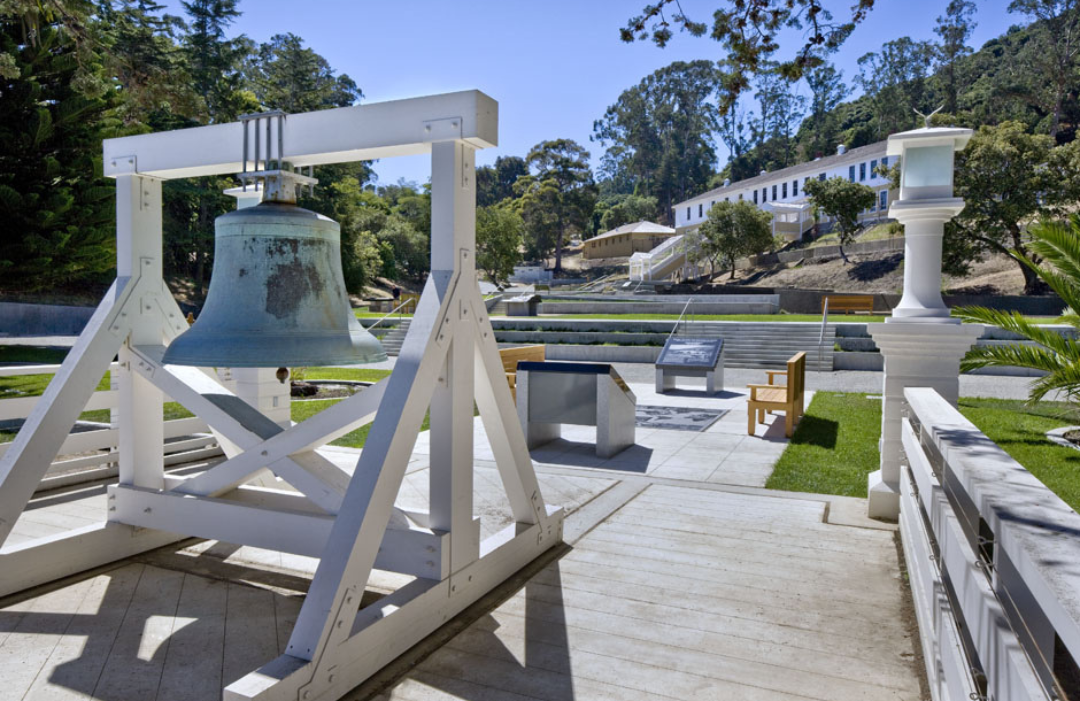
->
[867,322,981,519]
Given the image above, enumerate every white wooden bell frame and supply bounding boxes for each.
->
[0,90,563,700]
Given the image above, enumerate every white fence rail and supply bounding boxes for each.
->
[0,363,222,493]
[901,387,1080,701]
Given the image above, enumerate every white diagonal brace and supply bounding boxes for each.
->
[0,277,135,546]
[469,290,548,526]
[128,345,349,513]
[285,269,456,662]
[173,379,388,498]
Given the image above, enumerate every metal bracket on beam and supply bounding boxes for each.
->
[107,155,138,176]
[422,117,464,143]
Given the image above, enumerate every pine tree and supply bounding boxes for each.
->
[0,10,118,292]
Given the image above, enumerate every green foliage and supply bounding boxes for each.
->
[247,33,360,113]
[515,139,597,274]
[856,38,935,139]
[952,121,1080,293]
[956,215,1080,402]
[687,200,773,278]
[594,61,723,223]
[595,194,659,233]
[476,204,524,284]
[620,0,873,109]
[803,176,876,257]
[765,392,882,497]
[476,156,527,207]
[0,10,119,292]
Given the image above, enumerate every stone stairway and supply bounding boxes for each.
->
[379,318,412,356]
[488,299,508,316]
[678,321,835,371]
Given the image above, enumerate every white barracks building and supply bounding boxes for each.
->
[673,141,896,241]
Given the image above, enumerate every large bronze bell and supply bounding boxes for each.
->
[162,200,386,368]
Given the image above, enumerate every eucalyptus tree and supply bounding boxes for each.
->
[593,60,722,224]
[933,0,978,116]
[857,37,936,138]
[1007,0,1080,137]
[248,33,361,113]
[620,0,875,109]
[515,139,597,274]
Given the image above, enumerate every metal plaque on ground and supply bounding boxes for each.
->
[656,337,724,370]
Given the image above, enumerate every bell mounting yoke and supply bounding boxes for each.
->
[238,109,317,204]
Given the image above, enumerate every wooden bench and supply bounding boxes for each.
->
[822,295,874,315]
[747,351,806,438]
[500,345,545,401]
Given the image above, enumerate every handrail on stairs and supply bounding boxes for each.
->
[668,298,694,342]
[366,298,413,333]
[817,298,830,369]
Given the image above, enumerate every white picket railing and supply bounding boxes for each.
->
[629,234,688,282]
[0,363,222,493]
[901,387,1080,701]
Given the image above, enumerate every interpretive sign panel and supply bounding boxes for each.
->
[656,338,724,370]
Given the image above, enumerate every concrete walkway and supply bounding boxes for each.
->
[0,383,925,701]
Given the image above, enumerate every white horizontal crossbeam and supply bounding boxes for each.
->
[102,90,497,180]
[108,484,450,579]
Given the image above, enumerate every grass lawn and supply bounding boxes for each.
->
[765,392,883,497]
[354,310,413,319]
[291,399,430,449]
[765,391,1080,512]
[300,367,392,383]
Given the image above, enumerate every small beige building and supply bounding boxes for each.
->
[582,221,677,260]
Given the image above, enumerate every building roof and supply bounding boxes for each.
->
[677,140,889,208]
[588,220,676,244]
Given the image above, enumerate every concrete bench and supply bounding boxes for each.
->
[500,345,545,402]
[516,361,636,459]
[747,351,806,438]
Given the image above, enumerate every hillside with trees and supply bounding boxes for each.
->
[0,0,1077,299]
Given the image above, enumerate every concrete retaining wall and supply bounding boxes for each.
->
[543,345,662,363]
[0,302,96,336]
[539,300,779,315]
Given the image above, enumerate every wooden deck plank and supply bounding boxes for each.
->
[21,565,143,701]
[92,565,185,701]
[447,611,917,701]
[221,583,279,688]
[156,574,227,701]
[0,577,97,700]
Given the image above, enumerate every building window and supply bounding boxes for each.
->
[782,182,788,198]
[870,159,878,178]
[849,165,855,182]
[880,190,888,211]
[762,188,767,203]
[711,200,715,208]
[819,173,826,181]
[698,203,703,217]
[772,185,777,200]
[792,179,798,196]
[882,156,889,169]
[738,193,743,200]
[753,190,758,204]
[686,206,690,220]
[859,162,866,181]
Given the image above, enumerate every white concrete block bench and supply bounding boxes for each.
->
[516,361,636,459]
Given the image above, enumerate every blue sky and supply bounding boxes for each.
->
[161,0,1017,186]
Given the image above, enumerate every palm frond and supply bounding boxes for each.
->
[960,343,1069,374]
[953,307,1079,357]
[1028,362,1080,403]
